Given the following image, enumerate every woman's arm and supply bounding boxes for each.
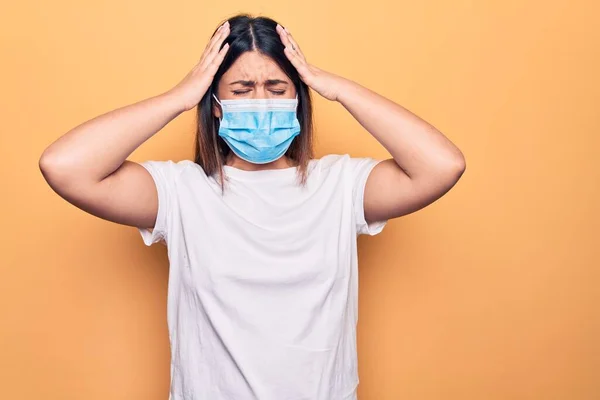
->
[39,21,231,229]
[39,92,186,228]
[336,78,466,223]
[277,25,466,223]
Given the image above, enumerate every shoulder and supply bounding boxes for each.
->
[310,153,352,172]
[137,159,217,194]
[139,159,202,180]
[311,153,380,176]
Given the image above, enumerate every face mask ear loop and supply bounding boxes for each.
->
[212,93,223,106]
[212,93,224,122]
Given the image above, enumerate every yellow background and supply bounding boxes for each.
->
[1,0,598,399]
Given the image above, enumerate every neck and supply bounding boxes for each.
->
[225,154,296,171]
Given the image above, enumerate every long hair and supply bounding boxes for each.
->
[194,14,314,189]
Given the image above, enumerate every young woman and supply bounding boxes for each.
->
[40,14,465,400]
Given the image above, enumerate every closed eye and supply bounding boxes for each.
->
[232,90,286,96]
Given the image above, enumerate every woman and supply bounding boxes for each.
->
[40,14,465,400]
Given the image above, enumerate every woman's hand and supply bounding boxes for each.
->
[276,24,346,102]
[168,21,231,112]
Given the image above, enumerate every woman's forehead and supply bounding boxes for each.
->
[222,51,289,83]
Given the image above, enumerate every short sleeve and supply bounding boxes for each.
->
[138,160,178,247]
[349,157,388,236]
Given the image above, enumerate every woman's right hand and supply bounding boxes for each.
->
[168,21,230,112]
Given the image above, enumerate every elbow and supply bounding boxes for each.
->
[39,151,61,192]
[448,153,466,186]
[444,143,466,174]
[38,148,73,188]
[438,151,466,182]
[39,149,54,178]
[39,148,61,180]
[452,152,466,176]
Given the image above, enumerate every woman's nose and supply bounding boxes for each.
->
[252,87,269,99]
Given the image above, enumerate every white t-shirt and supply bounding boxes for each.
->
[138,154,387,400]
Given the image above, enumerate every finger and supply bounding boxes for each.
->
[276,24,294,50]
[204,22,229,61]
[283,45,309,76]
[282,37,308,72]
[276,24,303,60]
[282,28,306,62]
[200,24,224,63]
[201,29,230,70]
[208,42,230,72]
[200,22,230,64]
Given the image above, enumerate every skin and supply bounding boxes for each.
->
[39,20,465,231]
[274,24,466,223]
[213,50,299,170]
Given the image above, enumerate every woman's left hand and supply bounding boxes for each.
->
[276,24,345,102]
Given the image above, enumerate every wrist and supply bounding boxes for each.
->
[334,77,356,104]
[159,89,189,115]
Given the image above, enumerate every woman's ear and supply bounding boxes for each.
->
[212,102,222,119]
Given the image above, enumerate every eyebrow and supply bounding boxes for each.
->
[229,79,289,86]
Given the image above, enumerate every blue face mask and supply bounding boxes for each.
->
[213,94,301,164]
